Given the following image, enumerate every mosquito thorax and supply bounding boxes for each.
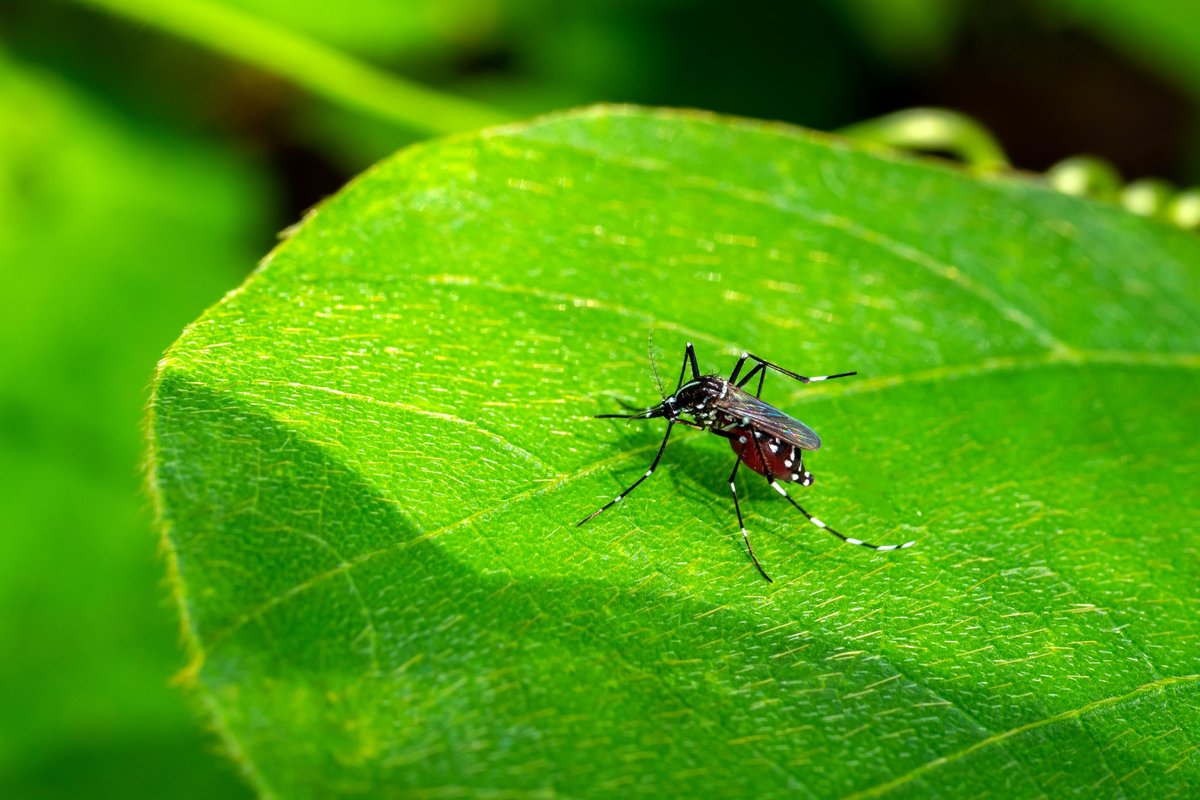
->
[670,375,730,427]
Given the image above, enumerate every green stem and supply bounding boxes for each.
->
[70,0,514,136]
[839,108,1010,172]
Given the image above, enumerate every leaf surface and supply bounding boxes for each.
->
[151,106,1200,799]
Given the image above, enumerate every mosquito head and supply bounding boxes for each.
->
[595,376,725,423]
[637,401,673,420]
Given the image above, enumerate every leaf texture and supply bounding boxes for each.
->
[150,106,1200,799]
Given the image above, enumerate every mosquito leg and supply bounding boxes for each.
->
[744,352,856,385]
[728,351,750,384]
[686,343,700,381]
[727,437,773,583]
[674,342,702,391]
[732,360,765,390]
[730,358,769,405]
[750,434,914,552]
[577,421,676,526]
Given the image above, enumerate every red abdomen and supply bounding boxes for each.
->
[727,426,814,485]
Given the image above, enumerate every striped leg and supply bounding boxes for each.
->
[577,421,675,526]
[734,358,770,397]
[677,342,701,390]
[750,435,914,552]
[728,440,773,583]
[729,351,856,386]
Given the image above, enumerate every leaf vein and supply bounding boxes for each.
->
[492,135,1072,353]
[841,674,1200,800]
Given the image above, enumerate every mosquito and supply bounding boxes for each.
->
[578,342,915,582]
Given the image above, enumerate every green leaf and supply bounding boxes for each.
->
[150,106,1200,798]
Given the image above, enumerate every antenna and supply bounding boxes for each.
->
[648,329,665,399]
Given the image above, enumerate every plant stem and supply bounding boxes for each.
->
[70,0,514,136]
[840,108,1010,173]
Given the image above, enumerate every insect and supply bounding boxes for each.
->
[578,343,915,582]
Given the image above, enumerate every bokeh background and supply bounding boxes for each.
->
[2,1,1198,797]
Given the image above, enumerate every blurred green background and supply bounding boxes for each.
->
[1,1,1198,797]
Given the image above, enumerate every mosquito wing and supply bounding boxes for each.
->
[720,383,823,450]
